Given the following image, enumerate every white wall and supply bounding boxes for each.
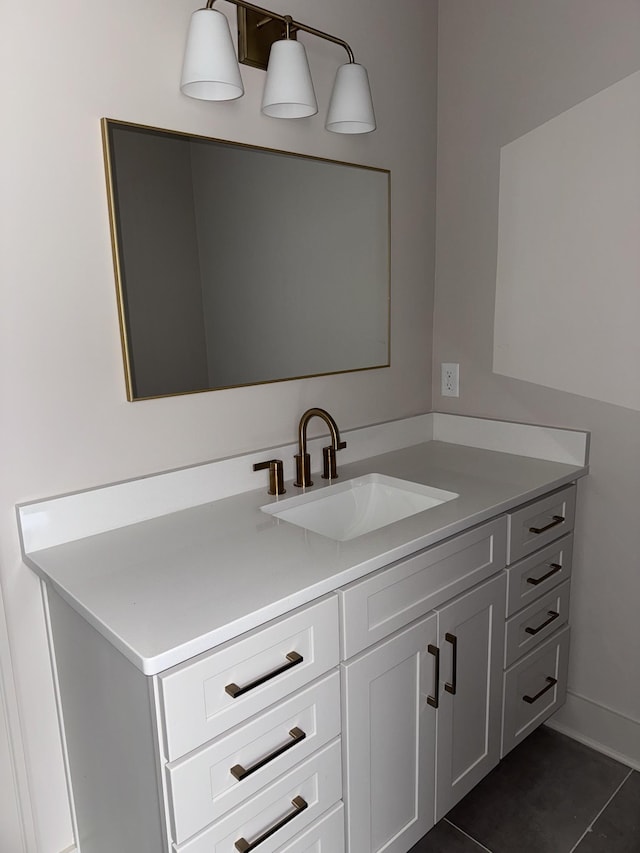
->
[0,590,28,853]
[494,70,640,411]
[434,0,640,765]
[0,0,438,848]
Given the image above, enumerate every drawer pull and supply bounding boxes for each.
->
[234,795,308,851]
[525,610,560,636]
[230,727,307,781]
[427,644,440,708]
[527,563,562,586]
[444,632,457,695]
[529,515,564,535]
[225,652,304,699]
[523,676,557,704]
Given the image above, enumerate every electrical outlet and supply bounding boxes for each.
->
[441,363,459,397]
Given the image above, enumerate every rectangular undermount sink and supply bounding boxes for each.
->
[260,473,459,541]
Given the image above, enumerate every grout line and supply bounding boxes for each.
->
[444,818,494,852]
[567,768,634,853]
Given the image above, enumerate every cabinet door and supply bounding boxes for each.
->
[435,572,506,821]
[341,613,438,853]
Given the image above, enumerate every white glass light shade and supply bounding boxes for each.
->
[326,63,376,134]
[181,8,244,101]
[261,40,318,119]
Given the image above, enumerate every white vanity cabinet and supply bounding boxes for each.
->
[157,596,340,761]
[339,518,507,853]
[501,485,576,757]
[41,481,581,853]
[46,592,344,853]
[157,594,344,852]
[434,571,506,820]
[341,613,438,853]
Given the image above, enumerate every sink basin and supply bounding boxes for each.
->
[260,473,458,541]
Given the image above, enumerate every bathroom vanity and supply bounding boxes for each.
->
[19,414,588,853]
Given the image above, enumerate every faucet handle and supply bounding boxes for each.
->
[253,459,286,496]
[322,440,347,480]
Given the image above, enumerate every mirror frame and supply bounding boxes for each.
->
[101,118,391,400]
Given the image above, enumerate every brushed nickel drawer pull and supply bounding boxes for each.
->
[523,676,557,704]
[234,795,308,851]
[527,563,562,586]
[230,727,306,781]
[427,644,440,708]
[529,515,564,535]
[225,652,304,699]
[525,610,560,636]
[444,632,457,695]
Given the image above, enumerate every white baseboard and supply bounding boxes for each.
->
[545,690,640,771]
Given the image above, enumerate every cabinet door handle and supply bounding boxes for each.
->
[444,632,457,695]
[234,796,308,851]
[225,652,304,699]
[529,515,564,535]
[524,610,559,636]
[523,676,557,704]
[527,563,562,586]
[230,727,306,781]
[427,644,440,708]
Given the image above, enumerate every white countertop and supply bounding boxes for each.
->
[22,435,588,674]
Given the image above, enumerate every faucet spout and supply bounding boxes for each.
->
[295,408,346,488]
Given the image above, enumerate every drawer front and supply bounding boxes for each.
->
[159,596,339,760]
[174,739,342,853]
[338,517,507,659]
[507,485,576,564]
[504,581,571,668]
[167,672,341,844]
[501,625,570,758]
[505,534,573,617]
[273,803,345,853]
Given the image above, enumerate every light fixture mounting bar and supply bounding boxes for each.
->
[206,0,355,70]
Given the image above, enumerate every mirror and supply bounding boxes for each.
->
[102,119,390,400]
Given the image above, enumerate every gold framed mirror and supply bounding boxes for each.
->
[102,119,390,400]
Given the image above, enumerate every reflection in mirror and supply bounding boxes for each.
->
[102,119,391,400]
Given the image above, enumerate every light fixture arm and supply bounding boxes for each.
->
[205,0,356,63]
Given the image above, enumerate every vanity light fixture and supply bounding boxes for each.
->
[261,16,317,118]
[181,0,376,133]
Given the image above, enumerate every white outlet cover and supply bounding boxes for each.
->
[441,363,459,397]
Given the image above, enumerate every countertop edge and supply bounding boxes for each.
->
[31,464,587,675]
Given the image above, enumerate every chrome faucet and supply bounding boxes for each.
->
[294,408,346,488]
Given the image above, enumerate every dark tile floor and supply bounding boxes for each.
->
[410,726,640,853]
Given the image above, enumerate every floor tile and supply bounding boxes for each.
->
[574,770,640,853]
[444,727,629,853]
[408,819,489,852]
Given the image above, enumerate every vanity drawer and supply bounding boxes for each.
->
[507,485,576,564]
[167,671,341,844]
[504,581,570,668]
[273,803,345,853]
[174,738,342,853]
[159,596,339,760]
[501,625,570,757]
[505,535,573,617]
[338,517,507,659]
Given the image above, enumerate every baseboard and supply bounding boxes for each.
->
[545,690,640,771]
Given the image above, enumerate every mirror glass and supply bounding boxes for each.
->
[102,119,390,400]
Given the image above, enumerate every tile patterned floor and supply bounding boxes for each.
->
[410,727,640,853]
